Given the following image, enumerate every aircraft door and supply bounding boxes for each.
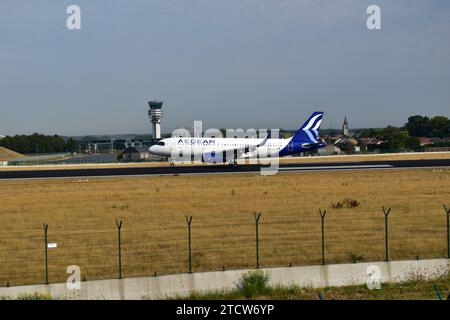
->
[288,141,294,152]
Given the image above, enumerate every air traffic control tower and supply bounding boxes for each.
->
[148,100,163,139]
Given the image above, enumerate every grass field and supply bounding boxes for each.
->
[0,147,23,162]
[179,271,450,300]
[0,168,449,287]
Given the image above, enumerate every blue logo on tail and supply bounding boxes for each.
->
[279,112,325,156]
[292,111,324,143]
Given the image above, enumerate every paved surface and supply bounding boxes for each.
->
[0,159,449,180]
[0,259,448,299]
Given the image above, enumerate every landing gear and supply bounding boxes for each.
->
[170,162,175,168]
[228,159,238,167]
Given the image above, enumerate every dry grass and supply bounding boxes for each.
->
[0,147,24,162]
[0,168,449,287]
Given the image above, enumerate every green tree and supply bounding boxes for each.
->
[429,116,450,138]
[355,128,382,139]
[0,134,66,154]
[404,115,431,137]
[65,138,77,153]
[406,136,421,150]
[380,126,408,150]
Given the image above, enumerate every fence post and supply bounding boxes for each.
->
[186,216,193,273]
[43,223,49,285]
[115,219,123,279]
[433,284,443,300]
[444,205,450,259]
[319,209,326,265]
[382,207,391,262]
[254,212,261,269]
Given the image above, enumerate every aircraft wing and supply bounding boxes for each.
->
[202,130,272,162]
[203,130,271,154]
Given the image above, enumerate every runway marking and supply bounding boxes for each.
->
[1,162,449,181]
[279,164,393,171]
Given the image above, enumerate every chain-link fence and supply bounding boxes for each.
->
[1,205,449,287]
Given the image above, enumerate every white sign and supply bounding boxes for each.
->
[47,243,58,249]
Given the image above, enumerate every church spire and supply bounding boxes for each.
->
[342,116,349,137]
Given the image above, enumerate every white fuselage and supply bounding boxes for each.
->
[148,111,326,161]
[149,137,292,159]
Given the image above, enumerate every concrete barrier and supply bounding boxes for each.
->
[0,259,448,300]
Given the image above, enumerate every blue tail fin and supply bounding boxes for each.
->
[291,112,324,143]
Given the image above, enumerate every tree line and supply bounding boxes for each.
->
[0,133,76,154]
[355,115,450,151]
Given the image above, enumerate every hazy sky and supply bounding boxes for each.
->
[1,0,450,136]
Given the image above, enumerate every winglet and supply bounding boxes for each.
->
[257,130,271,147]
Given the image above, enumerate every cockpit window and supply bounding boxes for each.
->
[156,141,165,146]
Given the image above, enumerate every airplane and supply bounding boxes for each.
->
[149,112,326,164]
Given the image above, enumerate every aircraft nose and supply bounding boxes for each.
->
[149,145,157,154]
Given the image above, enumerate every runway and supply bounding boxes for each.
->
[0,159,449,180]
